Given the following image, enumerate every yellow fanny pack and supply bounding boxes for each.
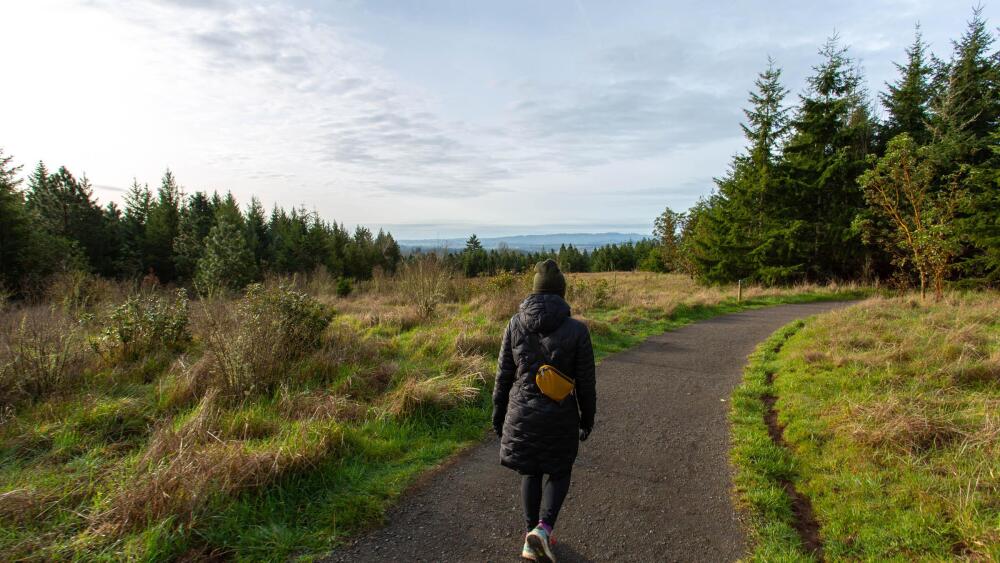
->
[535,364,575,402]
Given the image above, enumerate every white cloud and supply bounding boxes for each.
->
[2,0,996,238]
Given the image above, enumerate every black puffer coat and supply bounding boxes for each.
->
[492,293,596,476]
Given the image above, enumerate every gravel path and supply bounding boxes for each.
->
[323,302,852,562]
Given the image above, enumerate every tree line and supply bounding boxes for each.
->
[421,234,664,277]
[651,10,999,294]
[0,160,402,296]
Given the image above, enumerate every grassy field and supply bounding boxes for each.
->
[0,265,861,561]
[731,294,1000,561]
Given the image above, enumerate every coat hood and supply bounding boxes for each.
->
[518,293,571,334]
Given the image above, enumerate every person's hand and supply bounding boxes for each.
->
[492,409,505,438]
[579,427,591,442]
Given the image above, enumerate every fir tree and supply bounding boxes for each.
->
[172,191,217,280]
[882,26,933,145]
[194,213,257,295]
[145,169,182,282]
[691,61,799,283]
[462,234,488,277]
[928,8,1000,282]
[0,149,30,292]
[26,165,117,275]
[245,196,270,270]
[782,36,875,281]
[374,229,402,274]
[120,179,152,277]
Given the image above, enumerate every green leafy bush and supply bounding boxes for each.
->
[93,290,190,364]
[484,270,520,293]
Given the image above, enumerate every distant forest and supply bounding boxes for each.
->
[1,10,997,297]
[426,234,664,278]
[0,163,404,296]
[654,9,999,294]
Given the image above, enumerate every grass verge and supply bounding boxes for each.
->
[731,294,1000,561]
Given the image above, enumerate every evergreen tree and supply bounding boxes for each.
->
[0,149,31,292]
[866,27,935,283]
[557,244,589,273]
[145,169,182,282]
[882,27,934,145]
[268,206,306,274]
[26,164,117,275]
[691,61,799,283]
[172,191,217,280]
[245,196,270,270]
[194,213,257,295]
[374,229,402,274]
[120,179,152,277]
[927,8,1000,282]
[781,36,875,281]
[462,234,488,277]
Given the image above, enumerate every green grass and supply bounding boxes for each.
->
[731,294,1000,561]
[0,276,865,561]
[730,319,814,561]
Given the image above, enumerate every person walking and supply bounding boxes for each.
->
[492,259,597,562]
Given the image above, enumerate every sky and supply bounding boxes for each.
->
[2,1,996,239]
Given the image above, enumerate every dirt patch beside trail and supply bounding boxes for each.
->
[323,302,852,562]
[762,383,825,560]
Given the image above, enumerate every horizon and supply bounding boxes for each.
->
[4,1,998,240]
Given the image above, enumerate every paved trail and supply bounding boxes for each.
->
[324,302,852,563]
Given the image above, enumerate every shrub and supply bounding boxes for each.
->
[567,278,615,311]
[336,277,353,297]
[485,270,519,293]
[44,270,121,313]
[202,284,332,399]
[397,256,448,317]
[0,306,89,406]
[92,289,190,364]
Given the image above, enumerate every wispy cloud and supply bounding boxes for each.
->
[6,0,992,237]
[90,0,514,197]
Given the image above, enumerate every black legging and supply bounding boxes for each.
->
[521,471,572,531]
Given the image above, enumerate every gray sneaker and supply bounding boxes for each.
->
[521,535,539,561]
[526,525,556,562]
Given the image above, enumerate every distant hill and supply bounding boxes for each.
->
[398,232,649,252]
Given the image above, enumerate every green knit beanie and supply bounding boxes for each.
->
[532,259,566,297]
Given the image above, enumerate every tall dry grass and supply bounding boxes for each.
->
[0,305,91,407]
[92,391,343,534]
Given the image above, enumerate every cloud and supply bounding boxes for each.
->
[22,0,989,236]
[90,0,515,198]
